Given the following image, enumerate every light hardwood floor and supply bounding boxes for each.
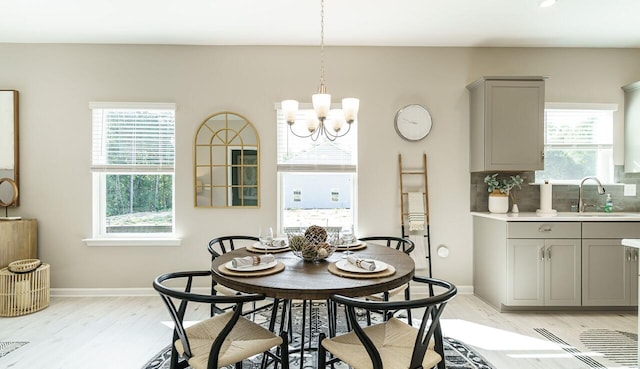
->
[0,294,636,369]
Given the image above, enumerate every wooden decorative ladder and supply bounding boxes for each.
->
[398,153,432,278]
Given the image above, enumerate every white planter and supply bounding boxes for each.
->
[488,192,509,213]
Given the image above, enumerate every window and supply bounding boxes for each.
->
[536,103,616,184]
[89,102,176,241]
[276,104,357,234]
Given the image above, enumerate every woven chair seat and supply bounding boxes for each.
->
[321,318,440,369]
[175,311,283,369]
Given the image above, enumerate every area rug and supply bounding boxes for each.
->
[535,327,638,369]
[0,341,28,358]
[143,303,494,369]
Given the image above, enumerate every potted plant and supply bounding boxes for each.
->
[483,174,524,213]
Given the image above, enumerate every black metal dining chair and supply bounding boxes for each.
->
[207,235,267,317]
[318,276,457,369]
[153,270,290,369]
[358,236,415,324]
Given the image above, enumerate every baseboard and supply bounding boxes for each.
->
[51,287,210,297]
[51,285,473,297]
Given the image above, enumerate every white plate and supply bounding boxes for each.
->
[335,259,388,274]
[225,259,278,272]
[252,240,289,250]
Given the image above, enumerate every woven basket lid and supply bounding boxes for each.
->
[8,259,42,274]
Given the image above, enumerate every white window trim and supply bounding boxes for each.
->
[86,101,179,246]
[275,103,358,235]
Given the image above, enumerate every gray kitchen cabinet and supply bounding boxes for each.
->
[506,226,581,306]
[467,76,545,172]
[473,217,581,310]
[623,81,640,173]
[582,222,640,306]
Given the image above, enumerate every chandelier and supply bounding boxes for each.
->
[281,0,359,142]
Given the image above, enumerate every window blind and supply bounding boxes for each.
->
[276,105,357,172]
[91,103,175,172]
[545,109,613,146]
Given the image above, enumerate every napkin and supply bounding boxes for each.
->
[231,254,275,268]
[346,255,376,271]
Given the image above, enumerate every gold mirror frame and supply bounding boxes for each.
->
[0,90,19,207]
[194,112,260,208]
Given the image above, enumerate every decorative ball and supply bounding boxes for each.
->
[289,235,306,251]
[304,225,328,244]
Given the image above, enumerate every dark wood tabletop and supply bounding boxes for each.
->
[210,243,415,300]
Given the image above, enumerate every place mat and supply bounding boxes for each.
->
[218,261,285,277]
[246,245,290,254]
[335,242,367,251]
[327,262,396,279]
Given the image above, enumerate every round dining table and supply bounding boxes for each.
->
[210,243,415,300]
[211,243,415,369]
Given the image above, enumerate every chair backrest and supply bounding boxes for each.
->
[152,270,266,367]
[207,235,259,260]
[358,236,415,254]
[330,276,456,369]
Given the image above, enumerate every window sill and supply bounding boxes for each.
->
[83,238,182,247]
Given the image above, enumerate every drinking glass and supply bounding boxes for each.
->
[341,225,356,258]
[258,226,273,252]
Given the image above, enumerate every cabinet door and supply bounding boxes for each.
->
[507,239,544,306]
[545,239,581,306]
[484,80,544,171]
[582,239,630,306]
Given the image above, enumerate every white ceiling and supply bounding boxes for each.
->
[1,0,639,48]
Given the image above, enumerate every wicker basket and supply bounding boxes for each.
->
[0,260,50,317]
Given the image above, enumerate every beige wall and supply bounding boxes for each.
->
[1,44,639,290]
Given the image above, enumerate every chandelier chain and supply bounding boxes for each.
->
[319,0,325,90]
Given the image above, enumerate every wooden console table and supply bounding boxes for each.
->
[0,219,38,268]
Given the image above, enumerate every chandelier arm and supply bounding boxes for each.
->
[287,125,318,139]
[323,122,352,141]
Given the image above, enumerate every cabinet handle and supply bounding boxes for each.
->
[547,248,551,260]
[540,248,545,261]
[541,151,545,159]
[538,225,552,232]
[627,249,632,262]
[635,250,639,262]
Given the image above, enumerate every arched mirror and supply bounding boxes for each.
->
[194,112,260,208]
[0,90,19,207]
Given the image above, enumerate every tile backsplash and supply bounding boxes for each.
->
[470,166,640,212]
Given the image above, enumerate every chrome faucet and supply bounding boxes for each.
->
[578,176,606,212]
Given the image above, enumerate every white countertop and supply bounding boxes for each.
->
[471,211,640,222]
[621,239,640,248]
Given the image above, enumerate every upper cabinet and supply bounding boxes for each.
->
[623,81,640,173]
[467,76,545,172]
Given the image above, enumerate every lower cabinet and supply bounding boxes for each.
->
[473,217,640,310]
[507,238,581,306]
[582,240,639,306]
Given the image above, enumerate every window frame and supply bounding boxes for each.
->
[84,102,180,246]
[535,102,617,185]
[275,103,358,235]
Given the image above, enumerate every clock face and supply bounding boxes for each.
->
[394,104,432,141]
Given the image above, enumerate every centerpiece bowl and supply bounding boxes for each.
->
[288,225,338,262]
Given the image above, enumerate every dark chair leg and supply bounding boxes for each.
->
[318,333,327,368]
[280,331,290,369]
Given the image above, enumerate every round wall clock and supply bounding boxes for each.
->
[394,104,432,141]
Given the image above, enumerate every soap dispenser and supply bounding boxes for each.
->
[604,193,613,213]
